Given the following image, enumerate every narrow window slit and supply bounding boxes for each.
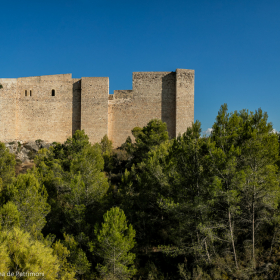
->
[30,90,32,96]
[52,89,55,96]
[25,90,27,96]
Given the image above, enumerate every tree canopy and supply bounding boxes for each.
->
[0,106,280,279]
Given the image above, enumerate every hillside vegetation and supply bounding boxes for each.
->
[1,104,280,279]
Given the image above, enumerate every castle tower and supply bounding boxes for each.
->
[80,77,109,144]
[0,69,194,147]
[175,69,195,136]
[108,69,194,147]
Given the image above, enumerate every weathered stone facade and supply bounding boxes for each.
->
[0,69,194,147]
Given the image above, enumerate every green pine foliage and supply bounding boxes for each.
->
[94,207,136,280]
[11,173,51,235]
[0,227,75,279]
[1,107,280,279]
[0,142,16,189]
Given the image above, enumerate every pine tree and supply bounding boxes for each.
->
[0,142,16,190]
[11,173,51,234]
[95,207,137,280]
[0,227,75,279]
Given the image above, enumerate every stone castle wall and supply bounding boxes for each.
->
[72,78,82,135]
[0,78,17,141]
[0,69,194,147]
[108,72,177,147]
[176,69,195,135]
[81,77,109,144]
[16,74,73,143]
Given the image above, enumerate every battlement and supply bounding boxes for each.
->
[0,69,194,147]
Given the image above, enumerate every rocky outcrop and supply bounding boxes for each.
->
[4,140,53,163]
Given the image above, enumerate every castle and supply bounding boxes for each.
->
[0,69,194,147]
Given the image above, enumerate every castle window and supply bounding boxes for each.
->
[52,89,55,96]
[25,90,27,96]
[30,90,32,96]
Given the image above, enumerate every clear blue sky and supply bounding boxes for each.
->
[1,0,280,134]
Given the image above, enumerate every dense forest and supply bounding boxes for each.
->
[1,104,280,279]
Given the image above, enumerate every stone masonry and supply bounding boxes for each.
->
[0,69,194,147]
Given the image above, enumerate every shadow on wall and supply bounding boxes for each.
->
[72,80,81,135]
[161,72,176,138]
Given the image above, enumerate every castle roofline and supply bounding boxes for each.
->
[17,73,72,79]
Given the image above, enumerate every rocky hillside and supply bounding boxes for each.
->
[4,140,52,174]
